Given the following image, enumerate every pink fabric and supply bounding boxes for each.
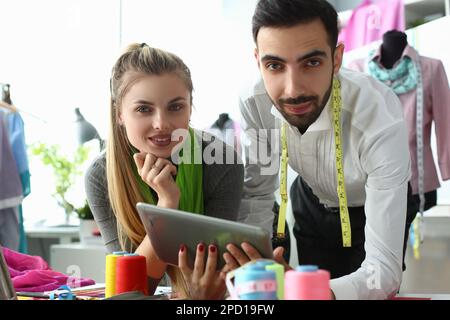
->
[348,45,450,194]
[2,246,95,292]
[339,0,405,52]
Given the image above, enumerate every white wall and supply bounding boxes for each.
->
[120,0,258,130]
[327,0,362,12]
[0,0,120,225]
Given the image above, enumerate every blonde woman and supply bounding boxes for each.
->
[85,43,243,299]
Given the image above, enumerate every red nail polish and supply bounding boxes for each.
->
[199,244,204,252]
[179,244,185,253]
[209,245,216,253]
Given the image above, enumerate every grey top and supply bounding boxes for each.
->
[84,131,244,254]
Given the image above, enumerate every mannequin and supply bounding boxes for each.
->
[1,83,12,105]
[348,30,450,263]
[0,84,17,113]
[212,113,230,130]
[0,84,29,253]
[379,30,437,210]
[206,113,242,156]
[380,30,408,69]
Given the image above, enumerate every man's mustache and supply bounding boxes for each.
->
[279,95,318,106]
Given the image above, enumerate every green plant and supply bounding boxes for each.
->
[31,142,90,221]
[75,200,94,220]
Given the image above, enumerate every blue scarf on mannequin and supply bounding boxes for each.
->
[368,54,418,95]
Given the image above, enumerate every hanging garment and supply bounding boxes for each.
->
[339,0,405,52]
[0,111,22,209]
[5,111,30,253]
[0,111,22,251]
[0,207,19,251]
[5,112,30,196]
[348,45,450,196]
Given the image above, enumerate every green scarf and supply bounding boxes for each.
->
[131,127,204,214]
[368,54,418,95]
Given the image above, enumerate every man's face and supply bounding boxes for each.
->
[255,19,343,133]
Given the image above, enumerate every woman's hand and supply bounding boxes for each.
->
[133,152,180,209]
[178,243,228,300]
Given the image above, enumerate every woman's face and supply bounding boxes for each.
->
[119,72,192,158]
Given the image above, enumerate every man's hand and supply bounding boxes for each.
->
[223,242,292,272]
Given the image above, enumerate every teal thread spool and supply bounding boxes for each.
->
[255,260,285,300]
[234,264,277,300]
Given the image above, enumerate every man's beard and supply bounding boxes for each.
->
[274,79,333,134]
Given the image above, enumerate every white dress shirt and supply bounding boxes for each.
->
[238,68,411,300]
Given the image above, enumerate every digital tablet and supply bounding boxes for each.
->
[136,202,273,270]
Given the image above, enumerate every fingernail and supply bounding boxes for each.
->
[209,245,216,253]
[198,244,204,252]
[179,244,185,253]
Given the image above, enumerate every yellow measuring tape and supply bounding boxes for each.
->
[412,217,421,259]
[332,78,352,247]
[276,123,288,238]
[277,77,351,247]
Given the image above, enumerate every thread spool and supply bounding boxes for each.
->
[284,265,331,300]
[234,264,277,300]
[105,252,125,298]
[113,251,128,255]
[255,261,285,300]
[115,254,148,295]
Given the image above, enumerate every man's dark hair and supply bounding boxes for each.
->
[252,0,338,50]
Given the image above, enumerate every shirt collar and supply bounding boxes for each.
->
[370,44,420,64]
[270,94,332,133]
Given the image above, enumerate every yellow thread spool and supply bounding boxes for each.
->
[105,252,127,298]
[265,263,285,300]
[105,255,118,298]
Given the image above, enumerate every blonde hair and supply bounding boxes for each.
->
[106,43,193,297]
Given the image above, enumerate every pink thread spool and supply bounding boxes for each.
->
[285,265,331,300]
